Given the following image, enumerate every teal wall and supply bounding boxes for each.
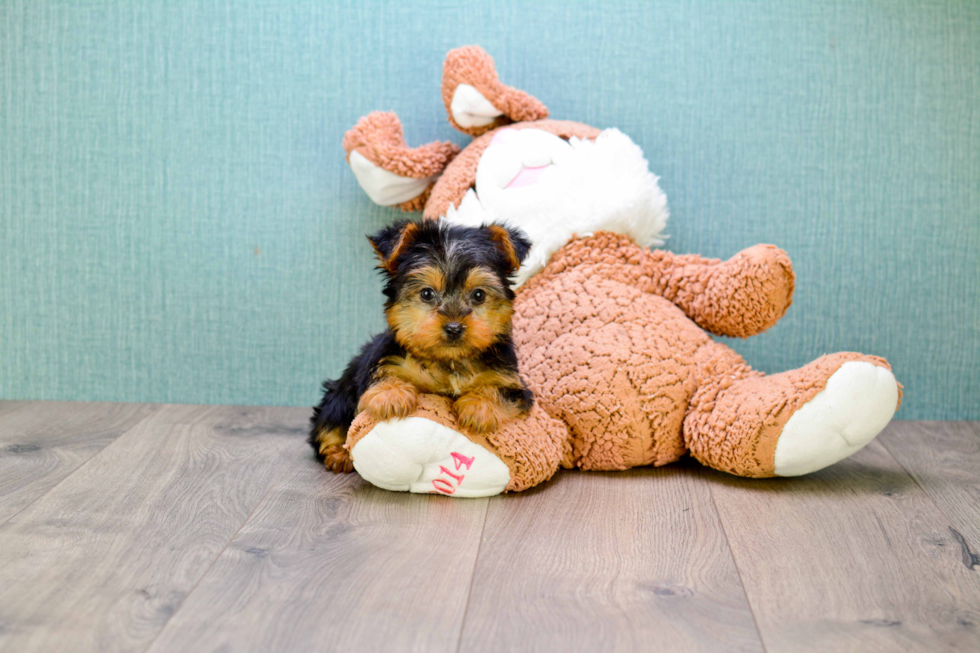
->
[1,1,977,419]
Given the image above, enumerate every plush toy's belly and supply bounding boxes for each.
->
[513,264,712,471]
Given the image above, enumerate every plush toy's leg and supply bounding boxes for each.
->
[345,395,570,496]
[683,344,900,478]
[441,45,550,136]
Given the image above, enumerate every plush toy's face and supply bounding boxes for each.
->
[343,46,669,285]
[442,127,670,285]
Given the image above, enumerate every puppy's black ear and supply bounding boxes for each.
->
[485,223,532,274]
[368,220,420,274]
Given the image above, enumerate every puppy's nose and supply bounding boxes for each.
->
[443,322,464,340]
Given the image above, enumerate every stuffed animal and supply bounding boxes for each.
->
[338,46,901,497]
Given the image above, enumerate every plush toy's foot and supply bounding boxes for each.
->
[684,350,900,478]
[345,394,571,496]
[441,45,549,136]
[773,361,899,476]
[349,416,511,498]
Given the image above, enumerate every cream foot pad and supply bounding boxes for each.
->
[351,417,511,497]
[774,361,900,477]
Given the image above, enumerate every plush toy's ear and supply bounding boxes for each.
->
[344,112,461,212]
[368,220,420,274]
[442,46,549,137]
[485,223,532,274]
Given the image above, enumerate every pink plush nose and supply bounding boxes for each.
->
[490,128,518,147]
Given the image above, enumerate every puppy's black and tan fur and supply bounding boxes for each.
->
[310,220,534,473]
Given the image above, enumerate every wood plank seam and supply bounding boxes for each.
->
[0,403,310,652]
[139,468,291,653]
[0,404,161,528]
[453,497,491,653]
[709,433,980,651]
[143,469,490,652]
[705,477,770,653]
[880,424,980,572]
[455,468,765,652]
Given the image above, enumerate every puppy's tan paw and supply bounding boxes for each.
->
[359,379,419,421]
[453,393,507,434]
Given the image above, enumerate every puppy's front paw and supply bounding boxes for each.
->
[453,392,505,434]
[359,378,419,421]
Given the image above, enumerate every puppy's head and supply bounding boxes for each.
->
[368,220,531,360]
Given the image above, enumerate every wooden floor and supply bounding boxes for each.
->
[0,402,978,652]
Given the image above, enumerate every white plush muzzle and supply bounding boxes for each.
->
[442,127,670,286]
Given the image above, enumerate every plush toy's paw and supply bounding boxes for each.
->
[350,417,511,497]
[358,379,419,421]
[773,361,900,476]
[703,244,796,338]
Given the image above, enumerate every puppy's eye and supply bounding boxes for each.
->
[471,289,486,304]
[420,288,436,302]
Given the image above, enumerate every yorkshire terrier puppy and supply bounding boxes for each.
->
[310,219,534,473]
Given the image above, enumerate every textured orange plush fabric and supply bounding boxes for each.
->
[441,45,550,137]
[519,233,896,478]
[342,45,901,491]
[347,232,897,487]
[342,111,460,211]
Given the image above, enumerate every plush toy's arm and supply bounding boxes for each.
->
[650,244,795,337]
[542,233,795,338]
